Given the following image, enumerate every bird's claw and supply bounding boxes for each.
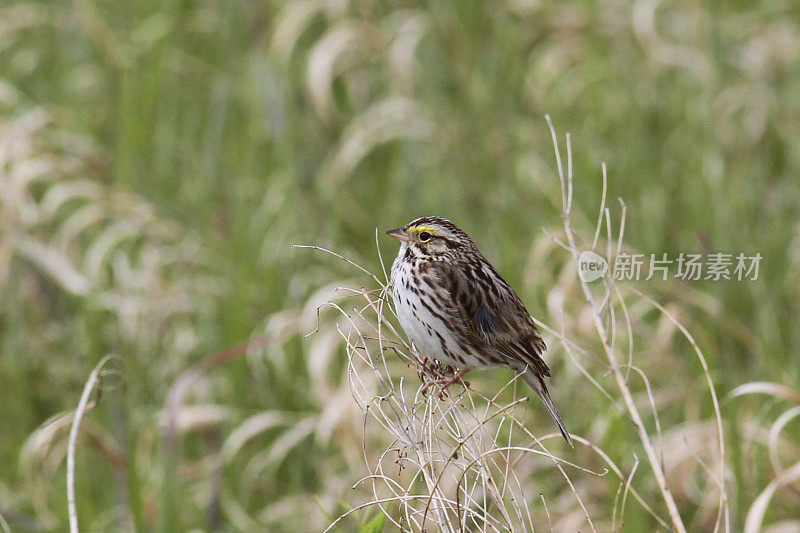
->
[420,369,471,398]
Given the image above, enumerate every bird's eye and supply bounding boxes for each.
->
[419,232,432,242]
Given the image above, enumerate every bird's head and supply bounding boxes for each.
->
[386,216,475,257]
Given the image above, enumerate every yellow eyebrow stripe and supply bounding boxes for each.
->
[409,226,436,235]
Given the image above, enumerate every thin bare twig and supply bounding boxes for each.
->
[67,354,117,533]
[546,115,687,532]
[628,284,729,531]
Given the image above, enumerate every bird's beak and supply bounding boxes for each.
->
[386,227,411,242]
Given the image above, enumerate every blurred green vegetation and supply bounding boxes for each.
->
[1,0,799,530]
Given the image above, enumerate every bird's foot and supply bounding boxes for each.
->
[418,358,453,380]
[421,369,471,398]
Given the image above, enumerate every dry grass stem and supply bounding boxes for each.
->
[66,354,117,533]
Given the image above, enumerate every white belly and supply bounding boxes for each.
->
[390,250,473,368]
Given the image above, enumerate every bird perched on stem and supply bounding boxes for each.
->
[387,216,572,447]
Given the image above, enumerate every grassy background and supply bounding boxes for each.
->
[1,0,799,530]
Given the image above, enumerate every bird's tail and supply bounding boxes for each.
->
[522,369,574,448]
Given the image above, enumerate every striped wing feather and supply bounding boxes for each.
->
[443,261,550,377]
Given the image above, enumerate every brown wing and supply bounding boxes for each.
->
[442,260,550,378]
